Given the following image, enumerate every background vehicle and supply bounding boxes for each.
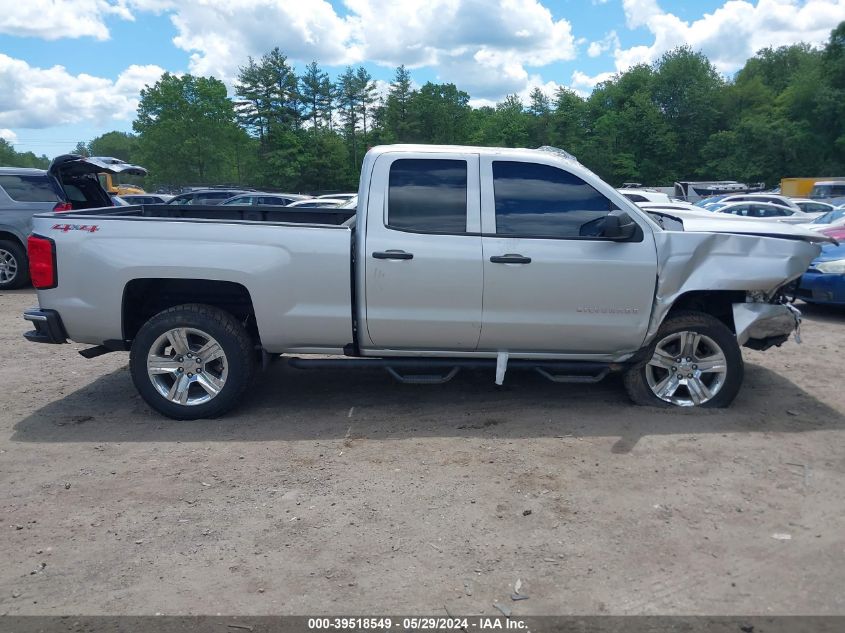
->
[317,193,356,201]
[792,199,835,215]
[286,198,345,208]
[821,226,845,241]
[221,193,309,206]
[618,188,672,203]
[797,241,845,306]
[810,180,845,201]
[694,194,730,209]
[24,145,828,419]
[336,195,358,209]
[674,180,765,202]
[120,194,174,205]
[801,206,845,231]
[0,156,144,289]
[780,177,843,198]
[713,201,810,223]
[93,157,148,195]
[166,189,251,205]
[715,193,802,212]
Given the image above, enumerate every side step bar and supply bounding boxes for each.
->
[286,357,620,385]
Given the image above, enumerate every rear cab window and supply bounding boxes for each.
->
[0,174,61,203]
[387,159,468,233]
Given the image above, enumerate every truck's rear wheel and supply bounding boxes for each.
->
[0,239,29,290]
[129,304,256,420]
[623,311,743,408]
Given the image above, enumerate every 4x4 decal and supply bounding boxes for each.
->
[51,223,100,233]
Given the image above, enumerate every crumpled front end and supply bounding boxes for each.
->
[649,231,820,348]
[733,301,802,350]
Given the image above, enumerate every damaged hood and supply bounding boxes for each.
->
[646,229,823,342]
[48,155,148,178]
[646,208,836,245]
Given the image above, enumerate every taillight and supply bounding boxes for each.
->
[28,235,57,289]
[53,202,73,212]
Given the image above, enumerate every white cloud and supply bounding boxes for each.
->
[0,0,577,102]
[168,0,353,80]
[0,129,18,143]
[587,30,620,57]
[571,0,845,93]
[3,0,844,111]
[616,0,845,74]
[0,54,164,128]
[0,0,132,41]
[570,69,615,95]
[153,0,577,100]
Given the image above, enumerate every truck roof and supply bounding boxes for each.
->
[367,144,579,164]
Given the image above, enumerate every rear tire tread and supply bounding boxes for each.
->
[129,303,256,420]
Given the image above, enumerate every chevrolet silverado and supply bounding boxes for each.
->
[23,145,832,419]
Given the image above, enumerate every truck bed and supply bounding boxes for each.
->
[55,204,356,227]
[31,204,355,353]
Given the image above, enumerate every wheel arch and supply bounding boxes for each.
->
[122,278,258,344]
[0,229,26,249]
[663,290,746,334]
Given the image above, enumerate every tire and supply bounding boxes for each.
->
[623,311,744,408]
[0,239,30,290]
[129,304,256,420]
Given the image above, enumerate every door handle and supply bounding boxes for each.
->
[490,254,531,264]
[373,250,414,260]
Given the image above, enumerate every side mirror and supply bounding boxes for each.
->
[603,210,643,242]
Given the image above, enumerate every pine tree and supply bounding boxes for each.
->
[355,66,377,138]
[385,65,414,141]
[300,61,329,131]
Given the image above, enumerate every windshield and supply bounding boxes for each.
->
[812,208,845,224]
[694,195,727,207]
[811,183,845,199]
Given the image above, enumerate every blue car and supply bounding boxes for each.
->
[798,241,845,305]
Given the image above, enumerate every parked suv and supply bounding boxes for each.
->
[0,156,146,289]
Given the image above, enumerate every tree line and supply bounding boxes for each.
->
[3,21,844,192]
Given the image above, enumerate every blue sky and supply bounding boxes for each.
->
[0,0,843,158]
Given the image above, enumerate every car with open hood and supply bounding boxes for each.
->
[0,155,145,289]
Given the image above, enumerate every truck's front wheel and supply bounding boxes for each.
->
[623,311,744,408]
[129,304,256,420]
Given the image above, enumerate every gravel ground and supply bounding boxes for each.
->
[0,288,843,616]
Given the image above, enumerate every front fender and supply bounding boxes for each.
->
[648,231,819,343]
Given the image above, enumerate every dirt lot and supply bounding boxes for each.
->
[1,288,844,616]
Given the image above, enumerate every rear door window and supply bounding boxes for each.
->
[387,159,468,233]
[0,175,61,202]
[258,196,288,205]
[223,196,251,205]
[195,192,234,204]
[492,161,615,238]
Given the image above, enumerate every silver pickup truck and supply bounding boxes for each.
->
[23,145,833,419]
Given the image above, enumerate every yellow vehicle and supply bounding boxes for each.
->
[89,156,147,195]
[98,172,145,195]
[780,177,844,198]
